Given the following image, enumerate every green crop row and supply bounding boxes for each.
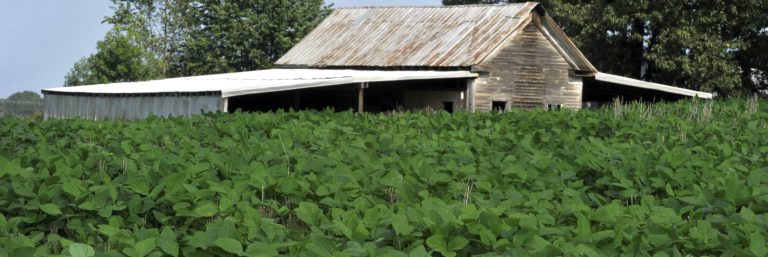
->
[0,98,766,257]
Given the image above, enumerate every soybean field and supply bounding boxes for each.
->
[0,98,766,257]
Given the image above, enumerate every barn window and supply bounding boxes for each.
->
[443,101,454,113]
[492,101,506,112]
[547,104,563,111]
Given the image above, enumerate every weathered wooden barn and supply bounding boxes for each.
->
[43,2,712,120]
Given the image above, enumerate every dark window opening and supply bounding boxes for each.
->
[547,104,563,111]
[492,101,507,112]
[443,101,454,113]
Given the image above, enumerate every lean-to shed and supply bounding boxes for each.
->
[43,2,712,120]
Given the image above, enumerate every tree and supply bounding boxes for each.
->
[7,91,42,103]
[105,0,191,77]
[0,91,43,117]
[174,0,331,76]
[64,57,99,86]
[66,0,331,85]
[102,0,331,77]
[64,28,164,86]
[442,0,768,96]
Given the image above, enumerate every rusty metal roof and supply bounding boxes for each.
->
[276,3,539,68]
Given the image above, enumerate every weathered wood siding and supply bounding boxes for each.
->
[474,21,581,111]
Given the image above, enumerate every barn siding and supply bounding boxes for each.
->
[43,94,223,120]
[474,22,581,111]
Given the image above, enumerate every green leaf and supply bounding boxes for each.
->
[158,228,179,257]
[193,203,218,217]
[133,237,157,257]
[458,204,480,223]
[97,224,120,237]
[40,203,62,216]
[391,212,413,236]
[68,243,95,257]
[750,232,767,256]
[12,181,36,198]
[101,169,119,201]
[62,180,82,198]
[214,237,243,255]
[333,220,353,240]
[649,207,682,225]
[305,237,336,257]
[427,234,455,257]
[408,245,429,257]
[295,202,321,226]
[529,235,551,251]
[575,212,591,237]
[519,215,538,231]
[741,207,757,223]
[427,234,446,251]
[245,242,279,257]
[447,236,469,251]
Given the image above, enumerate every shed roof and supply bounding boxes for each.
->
[43,69,477,98]
[276,3,540,68]
[593,72,713,99]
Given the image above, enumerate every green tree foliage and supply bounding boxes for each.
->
[175,0,331,76]
[64,28,164,86]
[0,91,43,117]
[105,0,190,77]
[66,0,331,85]
[443,0,768,96]
[7,91,42,103]
[64,58,98,86]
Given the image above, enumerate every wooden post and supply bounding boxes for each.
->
[357,82,367,113]
[466,79,475,112]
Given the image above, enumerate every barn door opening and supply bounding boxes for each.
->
[443,101,454,113]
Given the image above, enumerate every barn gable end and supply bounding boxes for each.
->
[473,12,585,111]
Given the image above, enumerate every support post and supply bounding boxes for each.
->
[466,79,476,112]
[357,82,367,113]
[219,98,229,113]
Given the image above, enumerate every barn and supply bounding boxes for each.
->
[42,2,712,120]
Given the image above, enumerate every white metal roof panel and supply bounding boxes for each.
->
[594,72,714,99]
[43,69,478,98]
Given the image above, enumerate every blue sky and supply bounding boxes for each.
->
[0,0,442,98]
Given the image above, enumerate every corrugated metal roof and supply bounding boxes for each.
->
[276,3,538,68]
[43,69,477,98]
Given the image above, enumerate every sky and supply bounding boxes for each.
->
[0,0,442,99]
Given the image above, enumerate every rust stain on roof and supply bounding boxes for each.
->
[277,3,539,68]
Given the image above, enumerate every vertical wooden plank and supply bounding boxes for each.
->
[357,83,366,113]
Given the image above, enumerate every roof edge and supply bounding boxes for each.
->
[594,72,714,99]
[535,13,597,72]
[475,2,539,64]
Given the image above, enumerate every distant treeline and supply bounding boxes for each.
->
[0,91,43,118]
